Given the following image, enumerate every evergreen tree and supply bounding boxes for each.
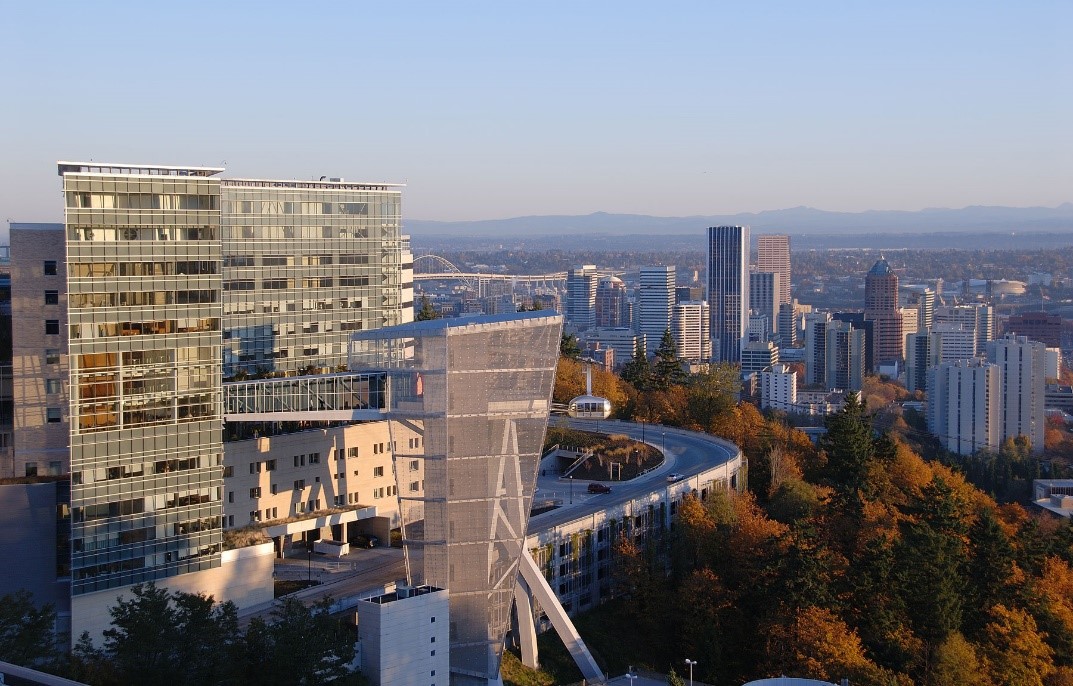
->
[966,508,1019,628]
[559,333,582,360]
[415,294,438,321]
[652,329,687,390]
[819,393,874,493]
[0,590,59,670]
[621,347,653,390]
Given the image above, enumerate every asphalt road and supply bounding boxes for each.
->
[530,418,739,530]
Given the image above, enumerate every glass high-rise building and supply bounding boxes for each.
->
[756,234,791,306]
[706,226,750,364]
[637,266,675,352]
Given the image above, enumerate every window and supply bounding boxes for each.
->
[45,290,59,305]
[270,484,278,495]
[228,491,234,503]
[431,636,436,643]
[336,449,345,460]
[223,466,234,478]
[348,447,359,458]
[45,379,61,394]
[294,455,305,467]
[373,466,384,477]
[46,408,62,423]
[45,320,60,335]
[335,472,345,480]
[45,349,60,365]
[250,487,261,499]
[410,481,420,493]
[293,480,305,490]
[44,261,57,275]
[309,453,320,464]
[266,459,276,471]
[410,459,420,471]
[25,462,38,477]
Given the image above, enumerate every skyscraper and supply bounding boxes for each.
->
[988,334,1046,454]
[804,311,832,386]
[864,258,903,367]
[565,265,598,331]
[672,301,710,364]
[707,226,750,364]
[935,303,995,354]
[757,234,791,306]
[637,266,675,353]
[926,358,1001,455]
[905,328,942,394]
[825,320,866,392]
[749,271,782,336]
[595,276,629,328]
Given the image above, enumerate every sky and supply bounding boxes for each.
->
[2,1,1071,223]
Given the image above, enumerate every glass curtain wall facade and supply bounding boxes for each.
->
[350,312,562,686]
[220,180,407,377]
[62,163,225,594]
[707,226,750,364]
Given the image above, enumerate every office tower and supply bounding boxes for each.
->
[804,311,832,386]
[825,320,866,392]
[637,266,675,353]
[760,363,797,412]
[595,276,629,328]
[935,303,995,353]
[750,271,782,335]
[988,334,1046,454]
[675,285,703,304]
[221,177,408,376]
[672,301,710,364]
[777,300,800,347]
[757,234,791,306]
[933,322,978,363]
[864,258,903,366]
[926,358,1001,455]
[9,224,69,479]
[580,328,644,370]
[351,311,562,686]
[741,340,779,378]
[905,286,935,330]
[1005,312,1062,348]
[900,307,919,338]
[905,329,942,394]
[707,226,750,364]
[832,312,875,372]
[565,265,598,331]
[748,313,771,343]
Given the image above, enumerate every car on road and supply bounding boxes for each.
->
[666,473,684,483]
[352,534,379,549]
[587,483,612,494]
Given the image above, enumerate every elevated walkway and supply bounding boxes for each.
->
[223,371,387,422]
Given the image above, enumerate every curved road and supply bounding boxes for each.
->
[530,418,741,531]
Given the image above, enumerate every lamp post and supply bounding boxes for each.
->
[662,430,667,456]
[569,475,574,504]
[625,672,637,686]
[684,659,697,686]
[306,539,313,582]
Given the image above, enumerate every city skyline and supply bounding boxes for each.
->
[3,2,1071,225]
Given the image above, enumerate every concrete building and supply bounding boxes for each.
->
[1006,311,1062,348]
[934,303,994,353]
[741,340,779,378]
[760,363,797,412]
[804,311,832,387]
[749,271,782,335]
[825,320,866,392]
[926,358,1001,455]
[595,276,629,329]
[748,313,771,343]
[9,224,69,479]
[356,584,450,686]
[988,334,1047,454]
[1046,348,1062,381]
[565,266,598,332]
[706,226,750,364]
[671,301,710,364]
[905,328,942,394]
[580,327,644,370]
[864,258,903,366]
[777,301,799,347]
[637,266,675,353]
[934,322,978,363]
[756,234,791,306]
[832,312,875,373]
[904,286,936,330]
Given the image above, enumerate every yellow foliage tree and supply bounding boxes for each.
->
[980,604,1055,686]
[930,632,991,686]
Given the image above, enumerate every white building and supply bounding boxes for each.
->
[926,358,1001,455]
[933,322,978,363]
[760,363,797,412]
[935,303,994,353]
[756,234,791,306]
[357,584,450,686]
[749,271,782,335]
[565,265,598,331]
[742,340,779,378]
[988,334,1047,454]
[1046,348,1062,381]
[637,266,675,353]
[672,301,710,364]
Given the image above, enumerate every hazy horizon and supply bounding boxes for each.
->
[3,2,1071,224]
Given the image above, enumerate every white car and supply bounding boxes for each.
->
[666,473,684,483]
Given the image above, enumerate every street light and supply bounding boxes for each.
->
[684,659,697,686]
[569,475,574,504]
[662,431,667,456]
[625,672,637,686]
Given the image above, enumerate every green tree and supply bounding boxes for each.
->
[243,597,357,685]
[0,590,59,669]
[416,295,438,321]
[684,363,739,431]
[667,666,685,686]
[559,333,582,360]
[819,392,875,500]
[966,508,1019,628]
[621,348,652,391]
[652,329,687,390]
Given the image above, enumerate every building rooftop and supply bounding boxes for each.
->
[58,161,224,177]
[868,258,894,276]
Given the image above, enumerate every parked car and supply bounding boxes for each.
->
[353,534,379,549]
[587,483,612,494]
[666,473,684,483]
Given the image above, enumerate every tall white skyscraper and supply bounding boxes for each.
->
[749,271,782,335]
[935,304,995,354]
[927,358,1002,455]
[565,265,598,331]
[988,334,1046,454]
[757,234,791,306]
[707,226,750,364]
[672,301,711,363]
[638,265,675,353]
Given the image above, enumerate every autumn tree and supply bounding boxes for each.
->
[979,604,1054,686]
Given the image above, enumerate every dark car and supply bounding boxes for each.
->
[353,534,379,549]
[587,483,611,494]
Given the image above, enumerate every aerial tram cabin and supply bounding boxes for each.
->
[567,361,612,419]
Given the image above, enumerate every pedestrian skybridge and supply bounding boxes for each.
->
[222,371,390,422]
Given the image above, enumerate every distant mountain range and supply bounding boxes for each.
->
[407,203,1073,237]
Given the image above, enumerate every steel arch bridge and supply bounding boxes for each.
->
[413,254,570,292]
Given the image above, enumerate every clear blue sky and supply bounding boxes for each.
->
[2,1,1070,223]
